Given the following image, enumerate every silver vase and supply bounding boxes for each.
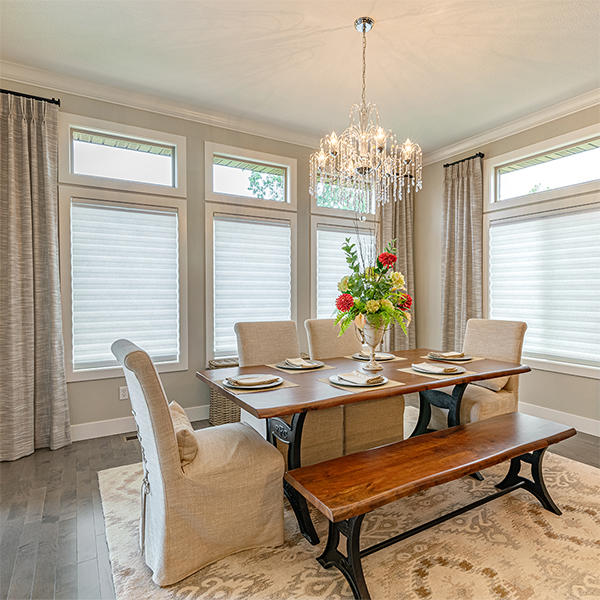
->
[359,320,386,371]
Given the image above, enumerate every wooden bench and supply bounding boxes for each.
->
[284,412,575,600]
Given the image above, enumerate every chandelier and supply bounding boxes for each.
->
[309,17,422,210]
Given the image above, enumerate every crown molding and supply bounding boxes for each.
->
[0,60,320,149]
[423,88,600,166]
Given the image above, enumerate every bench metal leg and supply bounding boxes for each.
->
[318,515,370,600]
[495,447,561,514]
[267,412,320,545]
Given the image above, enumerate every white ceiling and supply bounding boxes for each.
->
[1,0,599,151]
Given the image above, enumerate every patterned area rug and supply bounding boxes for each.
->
[98,452,600,600]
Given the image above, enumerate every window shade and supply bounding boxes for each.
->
[71,200,180,370]
[488,206,600,366]
[213,215,292,357]
[316,225,376,319]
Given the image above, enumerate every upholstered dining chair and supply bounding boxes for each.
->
[234,320,344,466]
[112,339,284,586]
[304,318,405,453]
[429,319,528,429]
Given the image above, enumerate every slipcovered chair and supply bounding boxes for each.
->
[429,319,527,429]
[111,339,284,586]
[304,318,405,454]
[234,321,344,466]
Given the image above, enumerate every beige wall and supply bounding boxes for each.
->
[1,78,314,426]
[414,105,600,422]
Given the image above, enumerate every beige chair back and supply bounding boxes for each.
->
[234,320,300,366]
[462,319,527,394]
[305,318,362,360]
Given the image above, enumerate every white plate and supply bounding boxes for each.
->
[275,360,325,370]
[426,354,473,362]
[352,352,396,361]
[411,364,466,376]
[223,374,284,390]
[329,374,389,387]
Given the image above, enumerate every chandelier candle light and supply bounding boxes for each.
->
[309,17,423,210]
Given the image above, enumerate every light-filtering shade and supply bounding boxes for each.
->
[316,224,375,319]
[70,200,180,370]
[488,207,600,366]
[213,215,292,357]
[72,129,175,186]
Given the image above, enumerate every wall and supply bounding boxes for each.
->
[414,105,600,428]
[1,77,314,431]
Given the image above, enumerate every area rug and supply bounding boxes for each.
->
[98,452,600,600]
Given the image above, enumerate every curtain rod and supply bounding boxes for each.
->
[0,88,61,107]
[443,152,484,168]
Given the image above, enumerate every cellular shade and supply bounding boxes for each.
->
[70,200,180,370]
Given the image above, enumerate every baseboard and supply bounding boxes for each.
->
[519,402,600,437]
[70,405,210,442]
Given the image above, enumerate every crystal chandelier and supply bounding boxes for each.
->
[309,17,422,210]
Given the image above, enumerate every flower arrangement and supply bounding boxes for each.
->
[335,239,412,337]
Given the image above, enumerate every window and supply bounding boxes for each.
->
[205,142,297,209]
[492,136,600,203]
[313,220,376,319]
[208,209,295,358]
[59,187,187,380]
[315,181,375,214]
[484,126,600,377]
[59,113,186,197]
[488,207,600,367]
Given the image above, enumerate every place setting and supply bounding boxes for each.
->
[421,350,483,364]
[268,356,334,373]
[349,349,405,363]
[221,373,298,393]
[398,360,474,380]
[322,369,404,391]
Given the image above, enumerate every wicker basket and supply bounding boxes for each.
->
[208,358,241,426]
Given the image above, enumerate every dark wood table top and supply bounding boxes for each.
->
[195,348,530,419]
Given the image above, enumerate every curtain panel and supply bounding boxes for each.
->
[441,156,484,351]
[377,185,416,350]
[0,92,71,461]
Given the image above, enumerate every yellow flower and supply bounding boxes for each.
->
[364,267,376,280]
[390,271,405,289]
[337,276,350,292]
[380,298,393,310]
[365,299,380,313]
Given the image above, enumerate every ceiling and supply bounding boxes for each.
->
[1,0,599,152]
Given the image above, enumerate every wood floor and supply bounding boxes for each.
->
[0,421,597,600]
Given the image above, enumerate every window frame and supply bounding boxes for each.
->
[310,181,378,221]
[59,185,188,382]
[204,203,297,361]
[483,126,600,379]
[58,113,187,197]
[310,214,378,319]
[204,142,297,210]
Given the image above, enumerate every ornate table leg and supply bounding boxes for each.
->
[410,383,468,437]
[266,412,320,545]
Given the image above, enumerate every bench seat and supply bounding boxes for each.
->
[285,412,575,600]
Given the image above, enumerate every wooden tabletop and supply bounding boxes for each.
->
[195,348,530,419]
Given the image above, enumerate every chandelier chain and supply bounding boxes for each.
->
[361,26,367,108]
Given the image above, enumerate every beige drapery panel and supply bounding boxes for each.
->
[441,156,484,351]
[0,92,71,461]
[377,185,416,350]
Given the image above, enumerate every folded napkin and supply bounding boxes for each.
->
[413,362,458,374]
[283,357,314,368]
[338,370,384,385]
[427,351,465,359]
[226,374,280,386]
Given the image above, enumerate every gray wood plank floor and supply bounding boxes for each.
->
[0,420,597,600]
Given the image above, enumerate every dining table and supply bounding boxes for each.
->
[195,347,530,545]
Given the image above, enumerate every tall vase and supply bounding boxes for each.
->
[360,319,386,372]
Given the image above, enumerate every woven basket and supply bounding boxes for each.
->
[207,358,241,426]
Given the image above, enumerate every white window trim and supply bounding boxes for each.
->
[58,113,187,197]
[483,127,600,379]
[204,202,297,362]
[484,123,600,214]
[310,215,377,319]
[59,185,189,382]
[204,142,297,211]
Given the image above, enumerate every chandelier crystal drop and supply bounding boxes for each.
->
[309,17,422,210]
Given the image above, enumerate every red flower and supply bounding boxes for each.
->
[336,293,355,312]
[398,293,412,310]
[378,252,397,269]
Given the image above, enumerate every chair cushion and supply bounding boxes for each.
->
[168,402,198,466]
[472,376,510,392]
